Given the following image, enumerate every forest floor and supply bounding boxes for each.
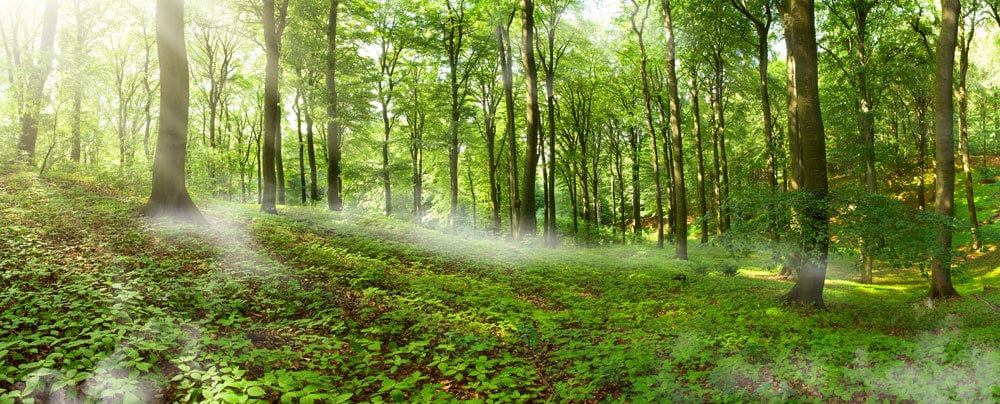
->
[1,164,999,403]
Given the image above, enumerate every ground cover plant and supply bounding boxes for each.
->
[2,166,999,403]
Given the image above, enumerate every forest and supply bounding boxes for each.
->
[1,0,999,401]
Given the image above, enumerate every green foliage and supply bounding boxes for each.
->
[725,188,948,275]
[1,166,998,402]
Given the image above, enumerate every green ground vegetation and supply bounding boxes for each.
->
[1,164,998,403]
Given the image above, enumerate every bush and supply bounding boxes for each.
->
[719,261,739,277]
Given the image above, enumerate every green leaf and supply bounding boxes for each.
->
[246,386,266,397]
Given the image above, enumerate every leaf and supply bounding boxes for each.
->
[246,386,266,397]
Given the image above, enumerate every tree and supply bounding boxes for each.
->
[497,9,520,237]
[928,0,960,300]
[629,0,666,248]
[369,0,406,217]
[661,0,687,259]
[443,0,475,227]
[783,0,830,308]
[146,0,202,222]
[688,64,710,244]
[730,0,778,192]
[822,0,880,193]
[536,0,571,247]
[260,0,289,214]
[327,0,344,211]
[2,0,58,163]
[475,60,504,234]
[957,0,981,250]
[518,0,542,239]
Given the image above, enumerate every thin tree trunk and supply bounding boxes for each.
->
[630,127,642,238]
[498,15,520,237]
[958,9,979,250]
[929,0,960,300]
[326,0,344,211]
[304,92,319,201]
[295,92,307,204]
[276,109,285,205]
[260,0,288,214]
[518,0,541,239]
[916,99,928,211]
[661,0,687,259]
[445,0,466,228]
[630,0,665,248]
[382,107,392,217]
[71,0,86,163]
[690,67,709,244]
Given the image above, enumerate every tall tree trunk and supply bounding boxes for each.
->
[295,92,307,204]
[276,110,286,205]
[958,9,979,250]
[326,0,344,211]
[467,155,477,229]
[784,0,830,308]
[261,0,288,214]
[630,0,665,248]
[142,34,156,161]
[518,0,541,239]
[481,85,502,234]
[929,0,960,300]
[661,0,687,259]
[689,68,709,244]
[712,53,731,232]
[498,15,520,237]
[710,87,724,236]
[446,0,466,228]
[305,92,319,202]
[382,107,393,217]
[71,0,86,163]
[916,97,929,211]
[409,101,425,220]
[630,127,642,238]
[538,6,565,247]
[779,3,801,279]
[731,0,777,191]
[17,0,58,163]
[147,0,201,221]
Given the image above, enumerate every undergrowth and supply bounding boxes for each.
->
[1,165,998,402]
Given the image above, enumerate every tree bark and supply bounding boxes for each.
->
[326,0,344,211]
[71,0,87,163]
[146,0,202,222]
[784,0,829,308]
[518,0,541,239]
[630,0,665,248]
[480,78,502,234]
[304,91,319,202]
[929,0,960,300]
[17,0,58,163]
[690,67,709,244]
[958,9,979,250]
[731,0,777,191]
[261,0,288,214]
[630,127,642,238]
[295,91,307,204]
[445,0,467,228]
[498,14,520,237]
[661,0,687,259]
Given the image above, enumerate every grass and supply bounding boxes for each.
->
[1,164,998,403]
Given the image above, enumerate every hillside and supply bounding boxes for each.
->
[1,166,998,403]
